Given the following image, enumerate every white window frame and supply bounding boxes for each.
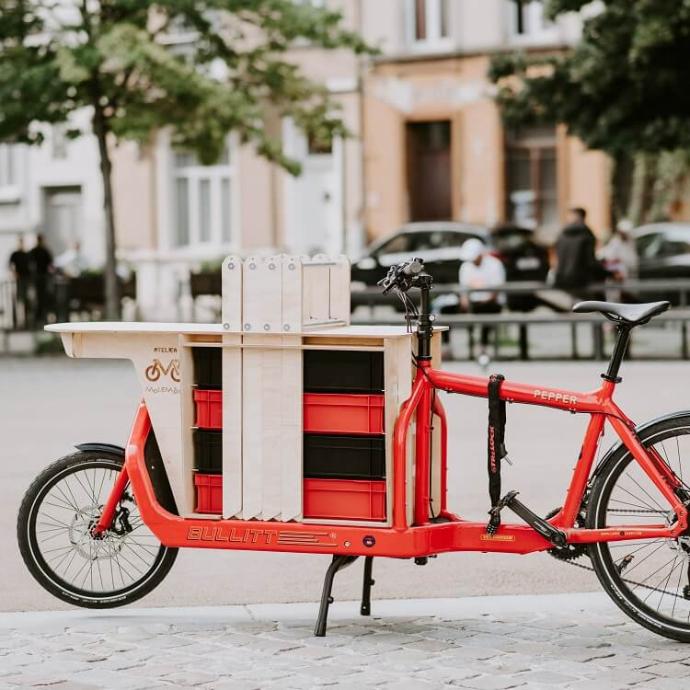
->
[0,144,21,203]
[507,0,560,44]
[0,144,17,188]
[170,137,239,252]
[405,0,452,52]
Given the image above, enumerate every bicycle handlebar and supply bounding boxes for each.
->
[377,258,425,294]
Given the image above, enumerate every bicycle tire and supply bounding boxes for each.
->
[587,414,690,642]
[17,449,177,608]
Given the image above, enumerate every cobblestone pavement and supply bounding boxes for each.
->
[2,593,690,689]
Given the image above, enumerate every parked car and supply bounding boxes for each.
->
[491,224,550,311]
[351,221,549,311]
[351,222,488,287]
[631,223,690,304]
[634,223,690,279]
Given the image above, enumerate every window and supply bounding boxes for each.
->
[505,127,559,234]
[407,0,450,48]
[0,144,17,188]
[509,0,555,40]
[172,144,235,248]
[52,124,68,160]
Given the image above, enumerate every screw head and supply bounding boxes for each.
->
[244,323,251,330]
[223,323,230,330]
[283,324,290,332]
[249,262,256,270]
[268,263,276,271]
[263,323,270,331]
[228,262,235,270]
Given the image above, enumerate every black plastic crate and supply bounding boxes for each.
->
[193,429,223,473]
[303,434,386,480]
[193,347,222,389]
[303,350,384,394]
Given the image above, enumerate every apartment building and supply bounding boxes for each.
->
[1,1,613,319]
[0,111,105,277]
[361,0,610,244]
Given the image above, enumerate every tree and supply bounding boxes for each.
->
[490,0,690,225]
[0,1,371,319]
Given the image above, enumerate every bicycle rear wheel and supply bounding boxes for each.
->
[587,414,690,642]
[17,449,177,608]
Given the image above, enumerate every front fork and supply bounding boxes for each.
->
[91,465,129,537]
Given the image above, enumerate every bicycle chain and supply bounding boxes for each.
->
[548,508,690,602]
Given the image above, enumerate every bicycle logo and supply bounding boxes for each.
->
[145,358,181,382]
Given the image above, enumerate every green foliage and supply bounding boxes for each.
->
[491,0,690,156]
[0,0,373,169]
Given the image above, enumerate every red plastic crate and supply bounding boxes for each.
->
[303,393,384,435]
[303,478,386,521]
[194,473,222,514]
[194,389,222,429]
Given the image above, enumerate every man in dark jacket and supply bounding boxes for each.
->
[28,233,54,325]
[9,235,30,328]
[554,207,607,294]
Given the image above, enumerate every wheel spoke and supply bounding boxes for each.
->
[27,459,166,600]
[592,426,690,635]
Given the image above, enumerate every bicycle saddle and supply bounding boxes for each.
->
[572,300,670,326]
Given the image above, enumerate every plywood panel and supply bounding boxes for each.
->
[178,338,197,516]
[222,334,243,518]
[281,255,302,333]
[280,337,302,521]
[384,335,414,527]
[243,256,282,334]
[221,255,242,332]
[241,338,264,519]
[329,256,351,325]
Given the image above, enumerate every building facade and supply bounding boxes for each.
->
[361,0,611,244]
[0,110,105,278]
[2,0,616,320]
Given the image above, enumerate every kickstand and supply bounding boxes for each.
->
[360,556,375,616]
[314,555,358,637]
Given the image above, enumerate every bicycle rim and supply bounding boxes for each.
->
[590,423,690,636]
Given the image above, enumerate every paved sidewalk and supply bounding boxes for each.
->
[1,593,690,689]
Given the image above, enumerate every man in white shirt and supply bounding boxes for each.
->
[458,238,506,364]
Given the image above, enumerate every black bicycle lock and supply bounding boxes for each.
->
[486,374,509,535]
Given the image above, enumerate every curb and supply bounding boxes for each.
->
[0,591,617,633]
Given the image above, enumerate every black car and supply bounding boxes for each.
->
[351,222,488,287]
[351,222,549,310]
[491,224,550,311]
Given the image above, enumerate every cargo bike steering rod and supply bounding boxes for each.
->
[378,257,435,360]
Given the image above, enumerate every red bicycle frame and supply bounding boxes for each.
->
[94,359,688,559]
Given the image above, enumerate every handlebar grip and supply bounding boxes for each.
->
[401,258,424,277]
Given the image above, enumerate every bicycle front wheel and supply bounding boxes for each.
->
[587,414,690,642]
[17,450,177,608]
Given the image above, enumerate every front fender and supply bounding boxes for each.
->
[75,442,125,457]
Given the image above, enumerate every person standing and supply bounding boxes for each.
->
[599,219,638,281]
[554,207,608,297]
[8,235,31,329]
[28,233,54,326]
[458,238,506,366]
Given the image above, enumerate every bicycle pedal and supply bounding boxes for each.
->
[503,493,567,548]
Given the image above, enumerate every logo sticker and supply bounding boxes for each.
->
[145,358,180,383]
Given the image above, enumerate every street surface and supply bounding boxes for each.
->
[1,357,690,612]
[2,593,689,689]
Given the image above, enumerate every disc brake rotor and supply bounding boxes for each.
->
[68,506,124,560]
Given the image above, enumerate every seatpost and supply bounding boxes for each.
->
[415,274,434,360]
[602,324,632,383]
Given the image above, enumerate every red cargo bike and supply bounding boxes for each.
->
[17,258,690,641]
